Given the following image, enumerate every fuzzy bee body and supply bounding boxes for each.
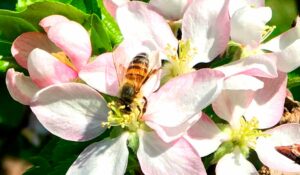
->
[120,53,150,106]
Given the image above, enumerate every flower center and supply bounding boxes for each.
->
[51,51,77,71]
[102,98,147,132]
[162,40,197,84]
[228,117,268,156]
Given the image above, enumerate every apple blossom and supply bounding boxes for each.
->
[6,15,92,105]
[200,96,300,174]
[29,38,225,174]
[116,0,230,83]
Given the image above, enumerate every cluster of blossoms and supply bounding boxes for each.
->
[5,0,300,174]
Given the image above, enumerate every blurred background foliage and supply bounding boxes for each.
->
[0,0,299,174]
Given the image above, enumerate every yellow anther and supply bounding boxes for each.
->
[51,52,77,71]
[261,25,276,43]
[230,117,269,150]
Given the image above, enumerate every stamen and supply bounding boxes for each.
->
[162,40,197,84]
[261,25,276,43]
[102,100,145,131]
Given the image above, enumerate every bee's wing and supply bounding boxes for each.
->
[112,51,125,88]
[145,51,162,79]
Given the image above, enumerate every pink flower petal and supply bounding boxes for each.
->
[146,113,200,143]
[103,0,129,17]
[79,53,119,96]
[39,15,69,32]
[116,1,177,51]
[6,69,39,105]
[256,124,300,172]
[30,83,109,141]
[184,113,226,157]
[231,7,272,48]
[67,133,129,175]
[137,130,206,175]
[244,71,287,129]
[144,68,224,127]
[47,21,91,70]
[212,90,255,127]
[215,53,278,78]
[27,48,78,88]
[149,0,192,20]
[216,149,258,175]
[182,0,230,64]
[11,32,60,69]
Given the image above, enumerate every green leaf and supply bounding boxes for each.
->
[288,67,300,89]
[0,15,37,43]
[89,14,112,55]
[97,0,123,46]
[23,156,51,175]
[0,1,89,30]
[83,0,101,16]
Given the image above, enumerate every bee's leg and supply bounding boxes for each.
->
[142,96,147,114]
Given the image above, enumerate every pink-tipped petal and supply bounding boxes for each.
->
[182,0,230,64]
[39,15,69,32]
[31,83,109,141]
[103,0,129,18]
[146,113,200,143]
[231,7,272,48]
[6,69,39,105]
[212,90,255,128]
[27,48,78,88]
[116,1,177,51]
[137,130,206,175]
[184,113,226,157]
[229,0,265,17]
[244,71,287,129]
[67,133,129,175]
[47,21,91,70]
[256,124,300,172]
[11,32,60,69]
[215,54,278,78]
[216,149,258,175]
[144,69,224,127]
[79,53,119,96]
[149,0,192,20]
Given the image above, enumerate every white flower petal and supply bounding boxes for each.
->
[67,133,129,175]
[182,0,230,64]
[216,149,258,175]
[231,7,272,47]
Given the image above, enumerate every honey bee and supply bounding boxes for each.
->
[113,52,158,112]
[275,144,300,164]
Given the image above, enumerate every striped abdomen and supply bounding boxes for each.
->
[120,53,149,104]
